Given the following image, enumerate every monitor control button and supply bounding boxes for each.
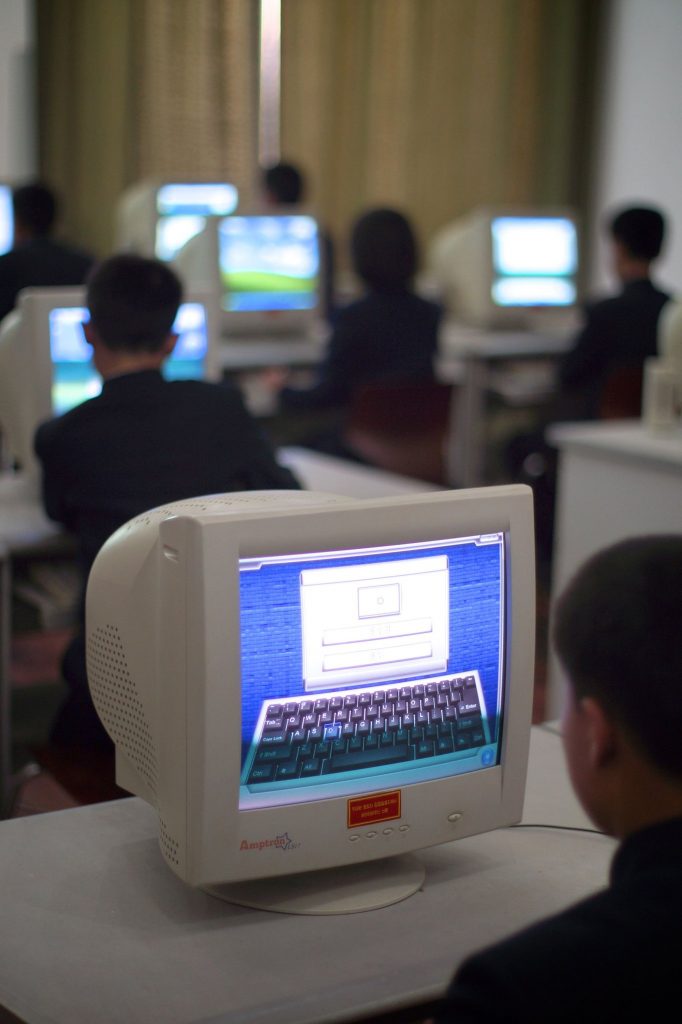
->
[399,825,410,832]
[447,812,463,824]
[349,834,360,842]
[382,828,393,836]
[366,831,378,838]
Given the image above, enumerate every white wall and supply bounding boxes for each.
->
[590,0,682,295]
[0,0,36,181]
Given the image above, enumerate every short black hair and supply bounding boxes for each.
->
[86,254,182,352]
[13,182,57,237]
[553,535,682,779]
[609,206,666,261]
[351,208,418,290]
[262,162,304,204]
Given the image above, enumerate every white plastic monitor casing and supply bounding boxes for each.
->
[85,486,535,889]
[428,206,580,328]
[658,296,682,406]
[0,286,219,479]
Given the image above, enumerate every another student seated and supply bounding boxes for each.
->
[0,181,94,323]
[35,254,299,748]
[278,207,442,413]
[438,535,682,1022]
[261,159,335,321]
[558,205,670,418]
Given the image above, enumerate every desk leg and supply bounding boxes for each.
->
[450,360,488,488]
[0,545,11,816]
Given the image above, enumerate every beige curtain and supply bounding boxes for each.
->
[280,0,601,265]
[37,0,258,258]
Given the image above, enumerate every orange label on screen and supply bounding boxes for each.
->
[347,790,401,829]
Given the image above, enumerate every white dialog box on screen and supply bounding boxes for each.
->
[299,555,449,691]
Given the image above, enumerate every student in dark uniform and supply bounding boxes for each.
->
[438,535,682,1023]
[35,254,299,748]
[557,205,670,419]
[281,207,441,412]
[0,182,94,322]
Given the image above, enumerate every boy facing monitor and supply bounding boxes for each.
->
[438,535,682,1022]
[35,254,299,749]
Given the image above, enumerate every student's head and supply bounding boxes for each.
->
[262,162,305,205]
[554,535,682,835]
[608,205,666,279]
[84,255,182,377]
[351,208,418,292]
[13,182,57,241]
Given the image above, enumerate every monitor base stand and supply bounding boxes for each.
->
[203,854,426,915]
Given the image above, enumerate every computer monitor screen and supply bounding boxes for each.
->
[239,533,503,811]
[491,216,578,307]
[49,301,210,414]
[0,184,13,256]
[218,215,319,313]
[86,487,535,911]
[155,183,239,262]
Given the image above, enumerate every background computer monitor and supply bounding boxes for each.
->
[216,212,322,335]
[115,180,239,261]
[0,287,218,477]
[85,485,535,913]
[429,207,579,328]
[0,183,14,256]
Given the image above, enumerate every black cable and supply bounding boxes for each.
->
[510,822,606,836]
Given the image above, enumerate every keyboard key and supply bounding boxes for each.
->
[437,737,454,755]
[260,731,288,746]
[256,745,293,763]
[249,764,275,782]
[263,717,284,732]
[380,732,395,748]
[301,758,322,776]
[416,741,435,758]
[325,743,411,773]
[276,762,300,780]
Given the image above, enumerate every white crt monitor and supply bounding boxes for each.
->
[0,183,13,255]
[429,207,579,327]
[85,486,535,912]
[115,181,239,262]
[0,287,219,476]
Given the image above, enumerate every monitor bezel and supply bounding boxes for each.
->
[155,487,535,887]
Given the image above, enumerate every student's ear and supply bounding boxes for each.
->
[581,697,618,771]
[82,320,98,350]
[161,332,178,357]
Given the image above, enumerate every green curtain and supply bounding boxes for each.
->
[280,0,602,266]
[36,0,258,258]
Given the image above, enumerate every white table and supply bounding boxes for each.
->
[546,420,682,717]
[438,322,573,487]
[0,724,611,1024]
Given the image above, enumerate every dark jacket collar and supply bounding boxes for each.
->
[101,368,165,394]
[611,817,682,884]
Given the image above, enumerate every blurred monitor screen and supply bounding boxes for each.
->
[491,217,578,307]
[218,215,320,314]
[0,185,13,256]
[49,301,209,414]
[155,183,239,262]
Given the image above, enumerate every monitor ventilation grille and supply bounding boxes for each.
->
[123,491,344,531]
[88,624,158,796]
[159,818,180,866]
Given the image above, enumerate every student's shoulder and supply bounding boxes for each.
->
[166,377,249,413]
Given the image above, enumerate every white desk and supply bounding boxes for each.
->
[0,725,611,1024]
[546,420,682,718]
[438,323,573,487]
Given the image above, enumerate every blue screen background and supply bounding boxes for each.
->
[239,539,504,764]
